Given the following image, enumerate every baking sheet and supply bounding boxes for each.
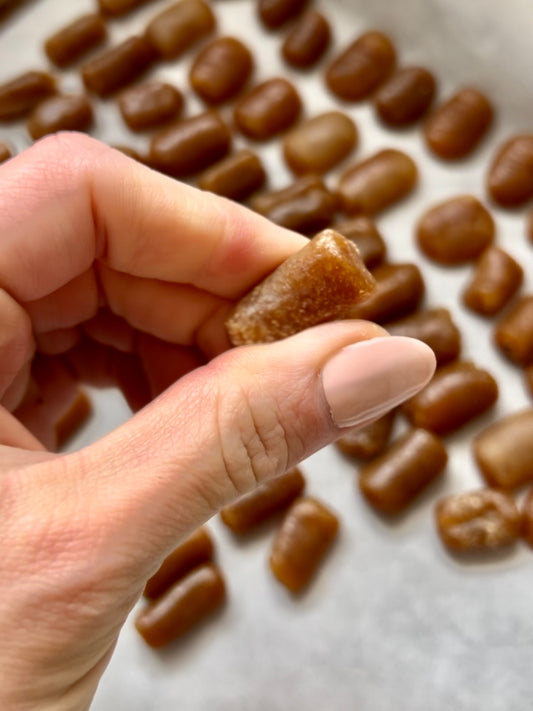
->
[2,1,533,709]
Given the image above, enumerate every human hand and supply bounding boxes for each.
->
[0,133,435,710]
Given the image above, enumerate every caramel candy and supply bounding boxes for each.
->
[416,195,494,265]
[190,37,253,105]
[0,141,12,164]
[98,0,155,16]
[338,149,417,215]
[359,429,448,515]
[225,229,376,346]
[487,135,533,208]
[270,497,338,593]
[374,66,436,127]
[0,70,55,121]
[45,14,106,67]
[145,0,215,60]
[335,216,387,268]
[402,361,498,436]
[144,527,214,600]
[112,145,145,162]
[473,409,533,489]
[258,0,309,29]
[82,36,155,97]
[251,175,338,235]
[494,296,533,366]
[55,391,92,450]
[521,487,533,548]
[28,94,93,140]
[386,308,461,366]
[283,111,357,175]
[118,82,183,131]
[281,10,331,69]
[136,564,225,647]
[326,31,395,102]
[348,262,424,324]
[234,78,302,141]
[150,111,231,178]
[197,149,266,202]
[335,410,396,460]
[221,468,305,533]
[463,246,523,316]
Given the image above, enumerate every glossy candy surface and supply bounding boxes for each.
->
[45,14,106,67]
[386,308,461,366]
[234,78,301,140]
[28,94,93,139]
[82,36,155,96]
[487,135,533,207]
[463,246,523,316]
[281,10,331,68]
[0,70,55,121]
[146,0,215,59]
[375,66,436,126]
[190,37,252,105]
[118,81,183,131]
[348,262,424,323]
[197,149,265,202]
[494,296,533,365]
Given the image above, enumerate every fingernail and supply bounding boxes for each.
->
[321,336,436,428]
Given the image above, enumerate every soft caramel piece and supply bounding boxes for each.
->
[145,0,215,59]
[225,229,376,346]
[335,410,396,460]
[473,409,533,489]
[386,308,461,366]
[283,111,357,175]
[270,497,338,593]
[487,135,533,208]
[98,0,155,16]
[374,66,436,127]
[402,361,498,436]
[221,468,305,533]
[0,141,12,164]
[338,149,417,215]
[118,82,183,131]
[347,262,424,324]
[190,37,253,105]
[27,94,93,140]
[234,78,302,141]
[463,246,523,316]
[326,31,395,102]
[334,216,387,268]
[251,175,338,235]
[150,111,231,178]
[281,10,331,68]
[424,88,493,160]
[136,564,225,647]
[144,527,214,600]
[197,149,266,202]
[521,487,533,548]
[494,296,533,366]
[416,195,494,265]
[45,14,107,67]
[55,391,92,449]
[436,489,521,553]
[258,0,309,29]
[82,36,155,97]
[359,429,448,515]
[0,70,55,121]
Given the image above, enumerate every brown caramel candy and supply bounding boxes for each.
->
[521,487,533,548]
[190,37,253,105]
[487,135,533,208]
[348,262,424,324]
[326,31,395,102]
[118,82,183,131]
[436,489,521,552]
[225,229,376,346]
[144,527,214,600]
[146,0,215,59]
[234,78,302,141]
[251,175,338,235]
[270,497,338,593]
[359,429,448,515]
[98,0,155,16]
[150,111,231,178]
[463,246,523,316]
[0,142,12,164]
[283,111,357,175]
[281,10,331,68]
[258,0,309,29]
[221,468,305,533]
[55,391,92,449]
[386,308,461,366]
[136,564,225,647]
[0,71,55,121]
[336,410,396,460]
[402,361,498,436]
[45,14,106,67]
[416,195,494,265]
[82,36,155,97]
[494,296,533,366]
[335,216,387,268]
[197,149,266,202]
[28,94,93,140]
[474,409,533,489]
[338,149,417,215]
[374,66,436,127]
[112,145,145,162]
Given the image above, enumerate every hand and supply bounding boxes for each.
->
[0,133,435,710]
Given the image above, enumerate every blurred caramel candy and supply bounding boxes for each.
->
[0,70,55,121]
[258,0,309,29]
[197,149,266,202]
[28,94,93,140]
[487,135,533,208]
[335,216,387,268]
[146,0,215,59]
[45,14,106,67]
[335,410,396,460]
[82,36,155,96]
[463,246,523,316]
[386,308,461,366]
[0,141,12,163]
[190,37,253,105]
[494,295,533,366]
[281,10,331,68]
[118,82,183,131]
[374,66,436,127]
[234,78,301,141]
[98,0,155,16]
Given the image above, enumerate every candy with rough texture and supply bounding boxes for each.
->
[145,0,215,59]
[190,37,253,105]
[45,14,106,67]
[374,66,436,126]
[463,246,523,316]
[28,94,93,140]
[386,308,461,366]
[234,78,302,141]
[258,0,309,29]
[197,149,266,202]
[82,36,155,96]
[0,70,55,121]
[281,10,331,68]
[335,216,387,268]
[118,82,183,131]
[494,295,533,366]
[335,410,396,460]
[487,135,533,208]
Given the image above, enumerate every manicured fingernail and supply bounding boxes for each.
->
[321,336,436,428]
